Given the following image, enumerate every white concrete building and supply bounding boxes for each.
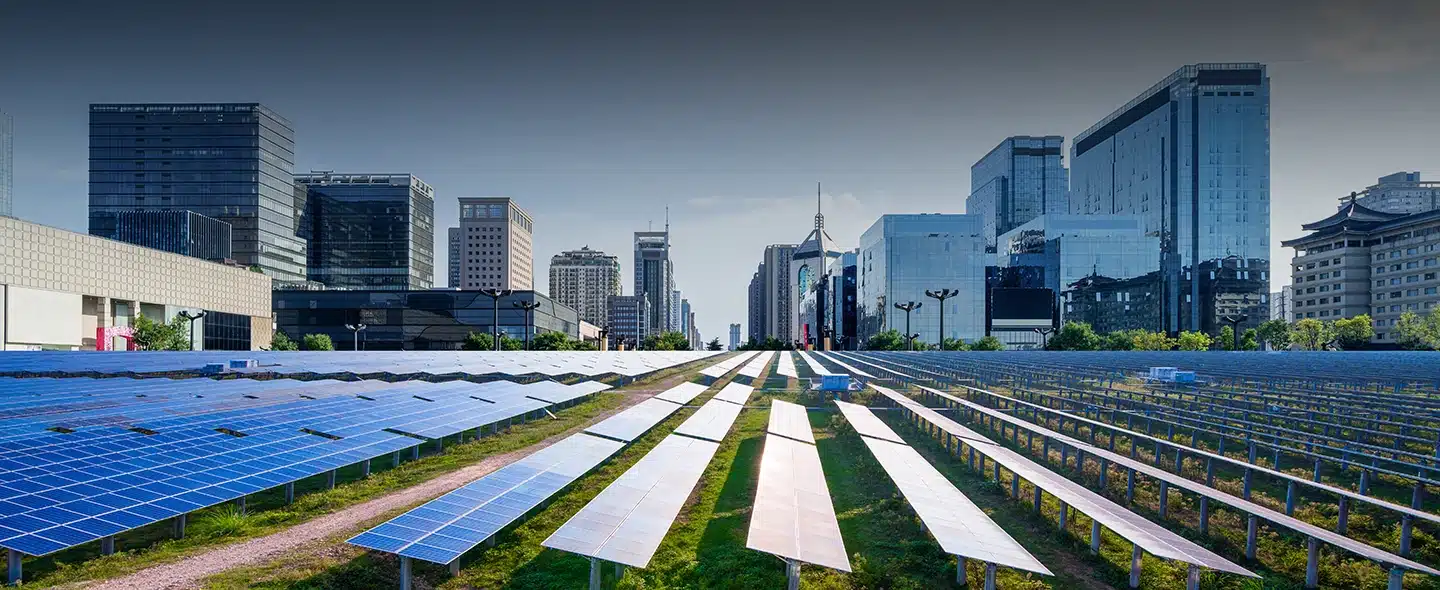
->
[0,217,272,350]
[455,197,534,291]
[549,246,622,327]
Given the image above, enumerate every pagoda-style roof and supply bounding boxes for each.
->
[1300,200,1404,232]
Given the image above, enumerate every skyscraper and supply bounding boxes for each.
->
[763,244,797,343]
[968,136,1068,248]
[857,214,986,345]
[1071,63,1271,334]
[549,246,622,326]
[296,173,435,290]
[607,294,649,349]
[0,109,11,217]
[1345,172,1440,215]
[88,103,306,280]
[747,264,765,344]
[634,230,673,337]
[793,186,840,347]
[729,323,741,350]
[110,210,232,261]
[455,197,534,290]
[679,297,691,343]
[447,228,461,288]
[670,289,683,333]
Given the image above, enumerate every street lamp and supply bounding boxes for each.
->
[925,289,958,350]
[906,333,920,351]
[177,310,206,351]
[599,326,611,351]
[1033,326,1055,350]
[1220,314,1247,351]
[478,288,513,351]
[513,300,541,350]
[345,323,367,351]
[893,301,922,351]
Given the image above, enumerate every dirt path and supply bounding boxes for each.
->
[84,371,702,590]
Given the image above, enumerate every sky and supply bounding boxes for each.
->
[2,0,1439,342]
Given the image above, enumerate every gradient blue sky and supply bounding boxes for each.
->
[2,0,1438,341]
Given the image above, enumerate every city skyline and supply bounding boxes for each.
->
[3,0,1440,340]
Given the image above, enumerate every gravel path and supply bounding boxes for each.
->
[84,372,700,590]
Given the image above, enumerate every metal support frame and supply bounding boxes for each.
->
[1158,481,1169,518]
[1058,502,1068,531]
[1389,566,1405,590]
[1199,497,1210,535]
[785,559,801,590]
[1245,516,1258,560]
[236,496,246,513]
[590,557,602,590]
[400,556,413,590]
[983,563,997,590]
[1090,520,1102,554]
[1186,564,1200,590]
[449,560,460,575]
[1125,468,1136,504]
[1285,481,1296,515]
[1337,497,1350,535]
[285,482,295,504]
[8,549,22,585]
[1305,537,1320,588]
[173,513,187,539]
[363,458,372,477]
[412,445,421,461]
[1129,543,1143,588]
[327,470,337,490]
[957,557,967,587]
[101,536,115,556]
[1400,515,1414,557]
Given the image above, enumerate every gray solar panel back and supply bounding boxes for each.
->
[583,397,685,442]
[746,433,851,572]
[833,400,905,443]
[673,399,746,442]
[765,399,814,444]
[711,382,754,406]
[654,382,708,405]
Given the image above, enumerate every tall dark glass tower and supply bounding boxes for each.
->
[296,173,435,290]
[88,103,306,280]
[1071,63,1271,334]
[968,136,1068,249]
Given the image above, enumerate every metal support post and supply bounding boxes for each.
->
[236,496,246,512]
[1199,497,1210,535]
[1158,481,1169,518]
[327,470,337,490]
[449,560,460,575]
[6,550,18,586]
[1186,564,1200,590]
[1389,566,1405,590]
[1337,497,1349,535]
[1126,468,1136,504]
[786,559,800,590]
[285,482,295,504]
[101,536,115,556]
[1305,537,1320,588]
[590,558,601,590]
[1313,458,1322,482]
[1285,481,1297,515]
[983,563,997,590]
[1090,520,1102,554]
[1010,473,1019,498]
[1058,502,1068,531]
[174,514,187,539]
[1242,468,1252,500]
[957,557,967,587]
[1129,544,1143,589]
[1245,516,1258,560]
[615,563,624,579]
[993,461,1001,484]
[1033,486,1043,512]
[399,556,413,590]
[363,459,371,477]
[412,445,421,461]
[1099,458,1109,487]
[1400,515,1414,557]
[1360,469,1370,495]
[393,451,401,467]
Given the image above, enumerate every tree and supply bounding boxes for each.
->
[1176,331,1213,351]
[1240,328,1259,351]
[941,338,970,351]
[1131,331,1176,351]
[500,335,524,351]
[1291,319,1334,351]
[865,330,907,351]
[131,313,191,351]
[531,331,575,351]
[1394,310,1440,350]
[302,333,334,351]
[1332,314,1375,350]
[1101,330,1136,351]
[1256,319,1292,351]
[969,336,1006,351]
[1047,322,1101,351]
[462,332,494,351]
[1218,326,1236,351]
[643,331,691,351]
[269,331,299,351]
[707,338,724,351]
[573,340,599,351]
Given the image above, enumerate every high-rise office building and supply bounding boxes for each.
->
[549,246,622,326]
[747,264,765,344]
[634,230,673,337]
[88,103,306,280]
[0,109,12,217]
[110,210,233,261]
[607,294,650,349]
[857,214,986,345]
[455,197,534,290]
[968,136,1068,248]
[828,251,858,350]
[680,297,691,343]
[671,290,683,333]
[1070,64,1271,334]
[296,173,435,290]
[1345,172,1440,215]
[793,189,840,347]
[763,244,797,343]
[447,228,461,288]
[729,323,741,350]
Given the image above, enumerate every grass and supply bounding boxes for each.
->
[17,356,720,589]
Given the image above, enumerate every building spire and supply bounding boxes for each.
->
[814,182,826,255]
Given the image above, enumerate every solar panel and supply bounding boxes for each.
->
[523,381,612,404]
[816,353,874,378]
[710,383,754,406]
[583,398,686,443]
[654,382,708,405]
[774,353,798,378]
[746,434,850,572]
[869,386,1256,578]
[832,400,905,444]
[349,432,624,564]
[672,399,745,443]
[795,351,833,376]
[765,400,814,444]
[847,416,1048,575]
[915,386,1440,577]
[700,352,759,378]
[737,352,775,379]
[543,434,720,567]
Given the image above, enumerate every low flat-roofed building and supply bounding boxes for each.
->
[0,217,273,350]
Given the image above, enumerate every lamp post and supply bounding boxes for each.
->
[893,301,922,351]
[478,289,513,351]
[907,333,920,351]
[345,323,367,351]
[513,300,541,350]
[599,326,611,351]
[177,310,206,351]
[1034,326,1055,350]
[1220,315,1247,351]
[925,288,958,350]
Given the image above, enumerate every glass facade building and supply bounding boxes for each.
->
[202,310,253,350]
[1070,64,1270,334]
[109,209,233,261]
[0,109,12,217]
[88,103,306,280]
[968,136,1068,248]
[827,251,858,349]
[995,214,1160,334]
[273,289,579,351]
[857,214,986,346]
[634,231,673,337]
[296,173,435,290]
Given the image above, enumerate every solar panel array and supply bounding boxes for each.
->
[710,382,755,406]
[672,398,746,443]
[0,351,720,381]
[348,432,626,564]
[795,351,833,376]
[543,435,721,568]
[736,351,775,379]
[774,353,797,378]
[653,382,708,405]
[814,353,874,378]
[0,376,613,560]
[700,352,759,379]
[835,401,1048,576]
[765,399,815,444]
[583,398,688,443]
[747,432,851,572]
[868,384,1256,579]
